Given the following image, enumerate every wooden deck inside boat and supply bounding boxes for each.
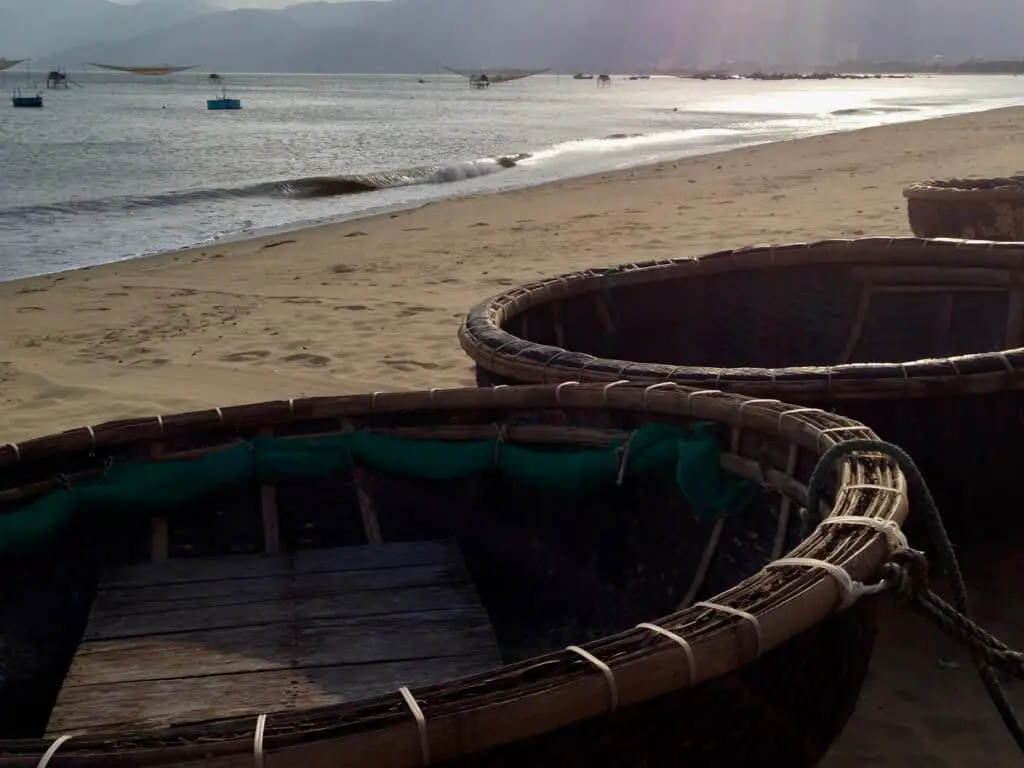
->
[47,539,502,734]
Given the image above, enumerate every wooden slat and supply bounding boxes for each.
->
[64,609,499,685]
[91,562,464,616]
[48,654,498,734]
[84,583,484,641]
[47,539,502,736]
[102,539,460,588]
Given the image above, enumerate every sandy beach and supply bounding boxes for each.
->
[3,106,1024,764]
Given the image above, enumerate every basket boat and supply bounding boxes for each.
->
[458,237,1024,542]
[903,176,1024,240]
[0,384,906,767]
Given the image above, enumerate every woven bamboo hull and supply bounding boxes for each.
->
[904,177,1024,240]
[459,238,1024,543]
[0,385,906,767]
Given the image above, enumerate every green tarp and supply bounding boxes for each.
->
[0,423,758,560]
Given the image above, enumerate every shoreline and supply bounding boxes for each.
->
[1,104,1023,431]
[5,100,1020,285]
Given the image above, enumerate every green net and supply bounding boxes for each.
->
[0,423,758,561]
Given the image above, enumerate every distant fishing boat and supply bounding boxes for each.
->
[11,60,42,107]
[443,66,551,85]
[11,87,42,108]
[207,85,241,110]
[89,62,194,76]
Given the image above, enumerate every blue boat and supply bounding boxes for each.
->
[12,87,42,108]
[207,86,241,110]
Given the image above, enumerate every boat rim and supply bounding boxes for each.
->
[0,382,907,766]
[458,236,1024,399]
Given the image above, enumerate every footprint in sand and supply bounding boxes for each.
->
[393,301,434,313]
[16,306,45,313]
[15,287,47,295]
[220,350,271,362]
[283,298,321,306]
[261,239,296,250]
[282,353,331,367]
[335,304,368,311]
[383,359,440,370]
[331,264,358,275]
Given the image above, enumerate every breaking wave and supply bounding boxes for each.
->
[0,153,532,221]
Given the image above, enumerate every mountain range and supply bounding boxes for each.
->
[2,0,1024,75]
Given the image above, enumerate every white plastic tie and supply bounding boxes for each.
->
[5,442,20,462]
[253,713,267,768]
[766,557,889,609]
[399,686,430,766]
[429,387,440,401]
[288,398,295,416]
[371,392,381,410]
[635,622,698,682]
[738,398,781,416]
[36,734,72,768]
[565,645,619,712]
[215,406,224,423]
[818,425,861,435]
[156,414,165,435]
[694,601,763,657]
[600,380,629,404]
[642,381,676,408]
[840,483,908,498]
[817,515,909,552]
[776,407,823,429]
[86,424,96,451]
[816,425,864,450]
[555,380,580,404]
[685,389,721,411]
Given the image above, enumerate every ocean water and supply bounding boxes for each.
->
[0,71,1021,281]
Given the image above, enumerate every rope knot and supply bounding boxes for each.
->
[884,548,929,604]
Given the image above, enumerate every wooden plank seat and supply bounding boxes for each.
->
[46,539,502,735]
